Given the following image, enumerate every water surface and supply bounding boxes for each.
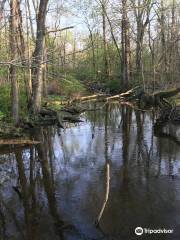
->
[0,103,180,240]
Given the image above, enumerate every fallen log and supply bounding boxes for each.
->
[106,86,141,101]
[63,116,84,123]
[60,106,86,115]
[38,107,83,127]
[137,86,180,109]
[39,108,57,117]
[71,93,107,103]
[45,85,180,110]
[0,145,31,154]
[34,117,59,126]
[46,94,108,106]
[39,108,64,128]
[153,87,180,99]
[0,139,40,145]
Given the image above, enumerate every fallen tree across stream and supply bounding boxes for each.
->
[0,86,179,140]
[41,85,180,129]
[46,86,180,108]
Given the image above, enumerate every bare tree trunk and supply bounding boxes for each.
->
[148,22,155,90]
[136,29,143,73]
[99,0,121,81]
[16,0,32,106]
[62,32,67,71]
[87,24,96,78]
[25,0,33,106]
[31,0,49,113]
[160,0,167,74]
[102,0,110,80]
[42,44,48,97]
[26,0,35,42]
[135,0,145,74]
[132,0,152,78]
[121,0,130,89]
[170,0,176,82]
[9,0,19,124]
[72,37,76,70]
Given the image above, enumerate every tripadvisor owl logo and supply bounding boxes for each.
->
[135,227,143,236]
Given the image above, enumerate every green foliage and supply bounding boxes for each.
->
[47,74,87,97]
[0,67,8,78]
[19,90,28,119]
[0,85,11,119]
[74,37,121,86]
[0,84,28,121]
[0,111,5,120]
[60,74,86,96]
[105,79,121,93]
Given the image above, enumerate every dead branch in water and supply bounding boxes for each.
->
[95,163,110,227]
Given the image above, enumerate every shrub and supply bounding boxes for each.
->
[47,74,86,97]
[0,84,28,121]
[106,79,121,93]
[0,85,11,118]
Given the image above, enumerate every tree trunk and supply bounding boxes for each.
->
[42,44,48,97]
[25,0,33,106]
[9,0,19,125]
[102,0,110,80]
[26,0,35,42]
[31,0,49,113]
[121,0,130,89]
[132,0,152,80]
[99,0,121,65]
[160,0,167,74]
[136,26,143,73]
[170,0,177,82]
[17,0,32,106]
[86,22,96,78]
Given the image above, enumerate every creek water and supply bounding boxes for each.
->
[0,103,180,240]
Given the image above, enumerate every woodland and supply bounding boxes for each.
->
[0,1,180,239]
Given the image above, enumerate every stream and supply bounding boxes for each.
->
[0,103,180,240]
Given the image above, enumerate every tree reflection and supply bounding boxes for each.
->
[15,147,38,240]
[34,128,65,239]
[121,106,132,186]
[6,128,66,240]
[0,201,6,239]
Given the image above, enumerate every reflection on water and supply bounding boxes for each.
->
[0,104,180,240]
